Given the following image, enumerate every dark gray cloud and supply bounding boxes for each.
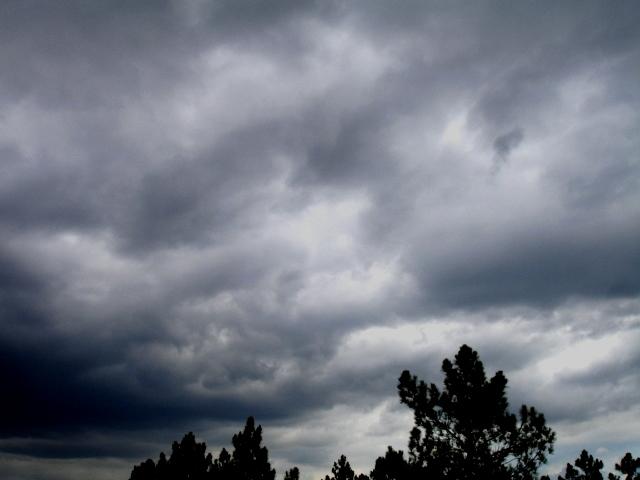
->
[493,127,524,161]
[1,1,639,479]
[411,218,640,308]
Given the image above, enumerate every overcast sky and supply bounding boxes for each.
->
[1,1,639,479]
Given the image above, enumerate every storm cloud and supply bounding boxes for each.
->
[1,1,639,479]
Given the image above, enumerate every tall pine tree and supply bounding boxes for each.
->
[391,344,555,480]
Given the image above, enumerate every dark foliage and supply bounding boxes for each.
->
[558,450,605,480]
[129,416,280,480]
[285,467,300,480]
[545,450,640,480]
[324,455,355,480]
[389,344,556,480]
[609,452,640,480]
[370,447,414,480]
[229,416,276,480]
[130,431,212,480]
[323,455,369,480]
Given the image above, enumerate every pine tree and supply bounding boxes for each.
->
[229,416,276,480]
[558,450,604,480]
[395,344,555,480]
[609,452,640,480]
[370,447,413,480]
[324,455,360,480]
[129,431,212,480]
[285,467,301,480]
[128,417,283,480]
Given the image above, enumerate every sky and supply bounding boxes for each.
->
[1,1,639,479]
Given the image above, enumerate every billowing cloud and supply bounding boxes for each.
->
[1,1,639,479]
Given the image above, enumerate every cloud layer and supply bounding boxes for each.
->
[1,1,639,478]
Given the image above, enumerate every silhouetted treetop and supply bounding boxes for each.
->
[130,431,212,480]
[325,455,355,480]
[549,450,640,480]
[370,447,413,480]
[129,417,283,480]
[610,452,640,480]
[324,455,369,480]
[396,344,555,480]
[558,450,605,480]
[230,416,276,480]
[285,466,300,480]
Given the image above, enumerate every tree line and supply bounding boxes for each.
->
[130,345,639,480]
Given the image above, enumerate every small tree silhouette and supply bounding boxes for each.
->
[548,450,640,480]
[285,467,300,480]
[326,455,355,480]
[129,417,282,480]
[130,431,212,480]
[323,454,369,480]
[558,450,605,480]
[229,416,276,480]
[370,446,413,480]
[609,452,640,480]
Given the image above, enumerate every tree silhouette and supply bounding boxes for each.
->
[324,455,356,480]
[393,344,555,480]
[130,431,212,480]
[228,416,276,480]
[130,459,157,480]
[127,346,638,480]
[557,450,604,480]
[324,454,370,480]
[212,446,233,480]
[370,446,414,480]
[609,452,640,480]
[547,451,640,480]
[285,467,300,480]
[129,417,280,480]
